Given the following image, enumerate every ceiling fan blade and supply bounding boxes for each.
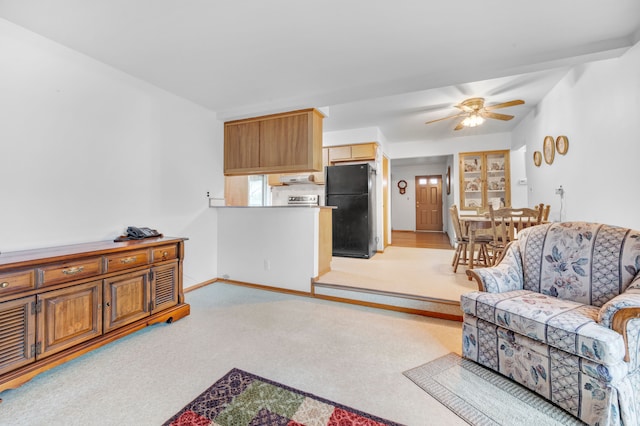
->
[425,113,465,125]
[484,99,524,110]
[454,120,466,131]
[481,111,514,121]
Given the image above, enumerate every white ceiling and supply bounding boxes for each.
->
[1,1,639,143]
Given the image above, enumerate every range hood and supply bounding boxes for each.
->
[279,174,316,185]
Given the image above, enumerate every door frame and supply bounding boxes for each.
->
[414,174,443,231]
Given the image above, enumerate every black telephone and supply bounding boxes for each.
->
[126,226,161,239]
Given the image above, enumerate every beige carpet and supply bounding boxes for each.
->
[0,283,466,426]
[317,246,478,303]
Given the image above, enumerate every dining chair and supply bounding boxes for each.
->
[449,205,491,272]
[533,203,551,221]
[488,205,542,264]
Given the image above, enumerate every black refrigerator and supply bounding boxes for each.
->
[325,164,376,258]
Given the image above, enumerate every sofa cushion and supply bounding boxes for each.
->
[462,290,626,364]
[518,222,640,307]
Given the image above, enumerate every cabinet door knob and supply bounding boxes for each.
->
[105,302,110,307]
[0,282,9,288]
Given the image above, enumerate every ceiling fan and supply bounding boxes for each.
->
[425,97,524,130]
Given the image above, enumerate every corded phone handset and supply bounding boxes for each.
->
[126,226,161,239]
[114,226,162,242]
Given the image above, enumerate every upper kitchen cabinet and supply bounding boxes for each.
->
[327,142,377,164]
[224,108,324,175]
[459,149,511,212]
[224,121,260,172]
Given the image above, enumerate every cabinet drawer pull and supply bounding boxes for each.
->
[120,256,137,264]
[62,266,85,275]
[0,282,9,288]
[163,251,168,257]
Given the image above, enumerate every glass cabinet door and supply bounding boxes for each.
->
[459,150,510,212]
[460,153,484,210]
[485,152,508,210]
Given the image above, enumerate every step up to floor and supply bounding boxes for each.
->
[312,282,462,321]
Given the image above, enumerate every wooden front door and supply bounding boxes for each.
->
[415,175,443,231]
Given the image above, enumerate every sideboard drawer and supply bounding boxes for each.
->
[104,249,149,273]
[0,269,36,296]
[38,258,103,287]
[152,245,177,262]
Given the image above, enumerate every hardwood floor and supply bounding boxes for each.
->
[391,230,453,249]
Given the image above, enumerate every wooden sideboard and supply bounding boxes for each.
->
[0,237,190,398]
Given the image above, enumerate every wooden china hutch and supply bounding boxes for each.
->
[459,149,511,212]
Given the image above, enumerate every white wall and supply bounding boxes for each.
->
[323,126,382,147]
[513,40,640,228]
[509,146,529,208]
[216,207,319,292]
[0,19,223,287]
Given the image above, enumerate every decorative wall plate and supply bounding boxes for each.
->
[533,151,542,167]
[543,136,555,164]
[556,135,569,155]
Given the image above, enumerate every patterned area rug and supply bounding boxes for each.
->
[164,368,403,426]
[403,353,585,426]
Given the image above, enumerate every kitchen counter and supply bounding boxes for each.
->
[211,205,335,209]
[209,198,334,209]
[215,206,332,293]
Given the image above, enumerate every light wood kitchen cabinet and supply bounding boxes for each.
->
[327,142,377,164]
[224,121,260,173]
[0,237,189,396]
[268,148,328,186]
[224,175,249,206]
[459,150,511,211]
[224,108,324,175]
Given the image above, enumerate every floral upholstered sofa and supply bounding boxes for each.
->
[462,222,640,425]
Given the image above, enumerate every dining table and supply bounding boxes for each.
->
[460,215,548,274]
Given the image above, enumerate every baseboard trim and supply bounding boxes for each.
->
[220,279,312,297]
[184,278,218,293]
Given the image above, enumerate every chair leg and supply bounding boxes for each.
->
[480,244,490,266]
[476,244,485,266]
[452,245,460,272]
[453,243,466,273]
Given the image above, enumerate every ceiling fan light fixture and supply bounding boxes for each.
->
[463,113,484,127]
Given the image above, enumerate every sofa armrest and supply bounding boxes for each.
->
[611,308,640,363]
[599,287,640,363]
[466,241,524,293]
